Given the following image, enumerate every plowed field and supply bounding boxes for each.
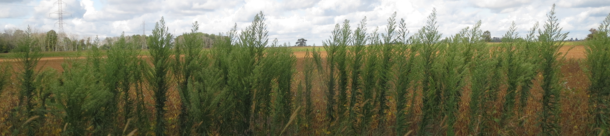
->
[0,46,584,72]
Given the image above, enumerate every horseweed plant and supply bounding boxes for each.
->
[585,13,610,135]
[1,5,609,136]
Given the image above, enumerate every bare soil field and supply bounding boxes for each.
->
[0,45,585,72]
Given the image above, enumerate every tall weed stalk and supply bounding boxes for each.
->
[537,5,568,135]
[147,17,174,136]
[12,27,44,136]
[413,9,442,135]
[585,13,610,135]
[174,21,204,136]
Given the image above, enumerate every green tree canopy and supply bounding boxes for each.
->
[482,30,491,42]
[45,30,58,51]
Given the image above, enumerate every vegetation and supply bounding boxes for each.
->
[12,26,45,136]
[585,13,610,136]
[0,5,609,136]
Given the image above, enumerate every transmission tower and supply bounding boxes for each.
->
[49,0,65,35]
[46,0,66,51]
[57,0,64,34]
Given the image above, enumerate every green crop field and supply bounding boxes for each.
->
[0,5,609,136]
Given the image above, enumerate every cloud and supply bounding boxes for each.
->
[0,0,35,18]
[470,0,532,12]
[0,6,29,18]
[0,0,23,3]
[588,7,610,17]
[316,0,380,16]
[282,0,321,10]
[558,0,610,8]
[82,0,163,21]
[166,0,244,16]
[1,0,609,45]
[33,0,87,20]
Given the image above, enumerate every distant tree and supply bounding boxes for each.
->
[94,35,100,48]
[295,38,307,46]
[45,30,58,51]
[63,37,72,51]
[103,37,114,50]
[586,28,598,40]
[79,39,85,51]
[482,30,491,42]
[72,40,78,51]
[0,35,8,53]
[14,29,25,38]
[86,37,92,50]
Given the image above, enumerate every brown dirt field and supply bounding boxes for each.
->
[0,45,585,72]
[560,45,585,59]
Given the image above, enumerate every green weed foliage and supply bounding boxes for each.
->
[1,5,610,136]
[585,13,610,136]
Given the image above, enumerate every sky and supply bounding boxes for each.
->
[1,0,609,45]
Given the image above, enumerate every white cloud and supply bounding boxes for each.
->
[1,0,609,44]
[558,0,610,8]
[0,0,35,18]
[471,0,532,11]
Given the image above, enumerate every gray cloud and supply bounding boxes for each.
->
[166,0,244,16]
[589,7,610,17]
[318,0,380,16]
[2,0,609,45]
[282,0,321,10]
[0,0,35,18]
[0,6,29,18]
[558,0,610,8]
[0,0,23,3]
[470,0,532,12]
[82,0,163,21]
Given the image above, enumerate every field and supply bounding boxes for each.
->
[1,8,610,136]
[0,45,587,72]
[0,45,591,135]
